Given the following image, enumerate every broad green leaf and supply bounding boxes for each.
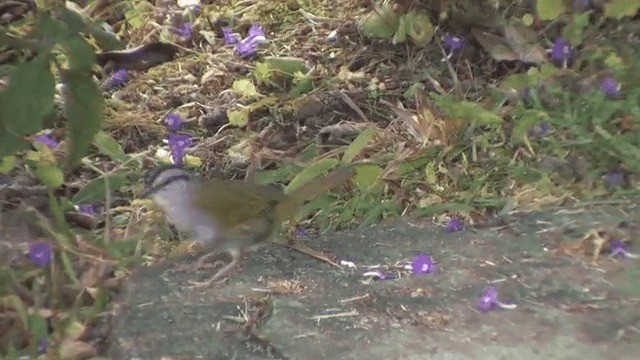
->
[34,163,64,189]
[288,76,314,97]
[0,135,30,156]
[536,0,566,20]
[285,158,340,194]
[263,56,307,76]
[227,108,249,127]
[405,11,434,45]
[353,164,384,192]
[61,34,96,71]
[0,55,55,136]
[358,3,399,39]
[231,79,259,98]
[342,126,377,165]
[562,12,591,46]
[72,172,131,204]
[604,0,640,19]
[93,131,129,162]
[0,155,15,174]
[64,70,105,169]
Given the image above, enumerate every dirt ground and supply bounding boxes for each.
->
[109,199,640,360]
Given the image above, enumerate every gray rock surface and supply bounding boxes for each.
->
[110,201,640,360]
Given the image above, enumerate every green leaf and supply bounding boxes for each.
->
[358,3,399,39]
[392,16,407,44]
[93,131,129,162]
[536,0,566,20]
[34,163,64,189]
[231,79,259,98]
[0,54,55,136]
[405,10,434,45]
[353,164,384,192]
[562,12,591,46]
[0,155,15,174]
[263,56,307,76]
[342,126,377,165]
[285,158,340,194]
[227,108,249,127]
[512,109,550,142]
[63,70,105,169]
[60,251,80,285]
[61,34,96,71]
[289,76,314,97]
[0,135,30,157]
[72,172,131,204]
[604,0,640,19]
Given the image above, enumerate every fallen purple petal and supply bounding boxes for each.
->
[222,27,241,45]
[173,22,194,41]
[29,241,53,267]
[549,38,575,67]
[77,204,101,215]
[34,134,58,149]
[165,113,184,132]
[609,240,639,259]
[600,76,620,97]
[107,69,129,89]
[247,23,266,41]
[443,34,465,54]
[411,253,437,275]
[477,285,517,312]
[447,218,464,232]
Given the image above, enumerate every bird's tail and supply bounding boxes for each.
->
[274,165,357,222]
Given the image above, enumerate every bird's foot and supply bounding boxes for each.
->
[185,252,242,289]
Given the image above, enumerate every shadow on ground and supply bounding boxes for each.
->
[110,201,640,360]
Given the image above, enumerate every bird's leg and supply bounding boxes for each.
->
[172,250,226,273]
[187,248,248,288]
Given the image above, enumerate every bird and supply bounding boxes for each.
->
[142,164,357,287]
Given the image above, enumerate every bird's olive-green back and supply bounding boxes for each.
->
[193,178,286,230]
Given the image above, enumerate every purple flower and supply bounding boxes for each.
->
[605,170,624,188]
[411,254,437,275]
[34,134,58,149]
[165,113,184,132]
[447,218,464,232]
[235,23,266,58]
[443,34,465,54]
[29,241,53,267]
[77,203,101,215]
[222,27,241,45]
[476,285,517,312]
[173,22,194,41]
[600,76,620,97]
[247,23,265,40]
[549,38,575,67]
[106,69,129,89]
[295,227,308,238]
[168,133,192,166]
[610,240,639,259]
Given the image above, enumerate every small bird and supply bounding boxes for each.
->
[143,164,357,287]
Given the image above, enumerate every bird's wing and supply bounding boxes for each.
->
[193,179,285,229]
